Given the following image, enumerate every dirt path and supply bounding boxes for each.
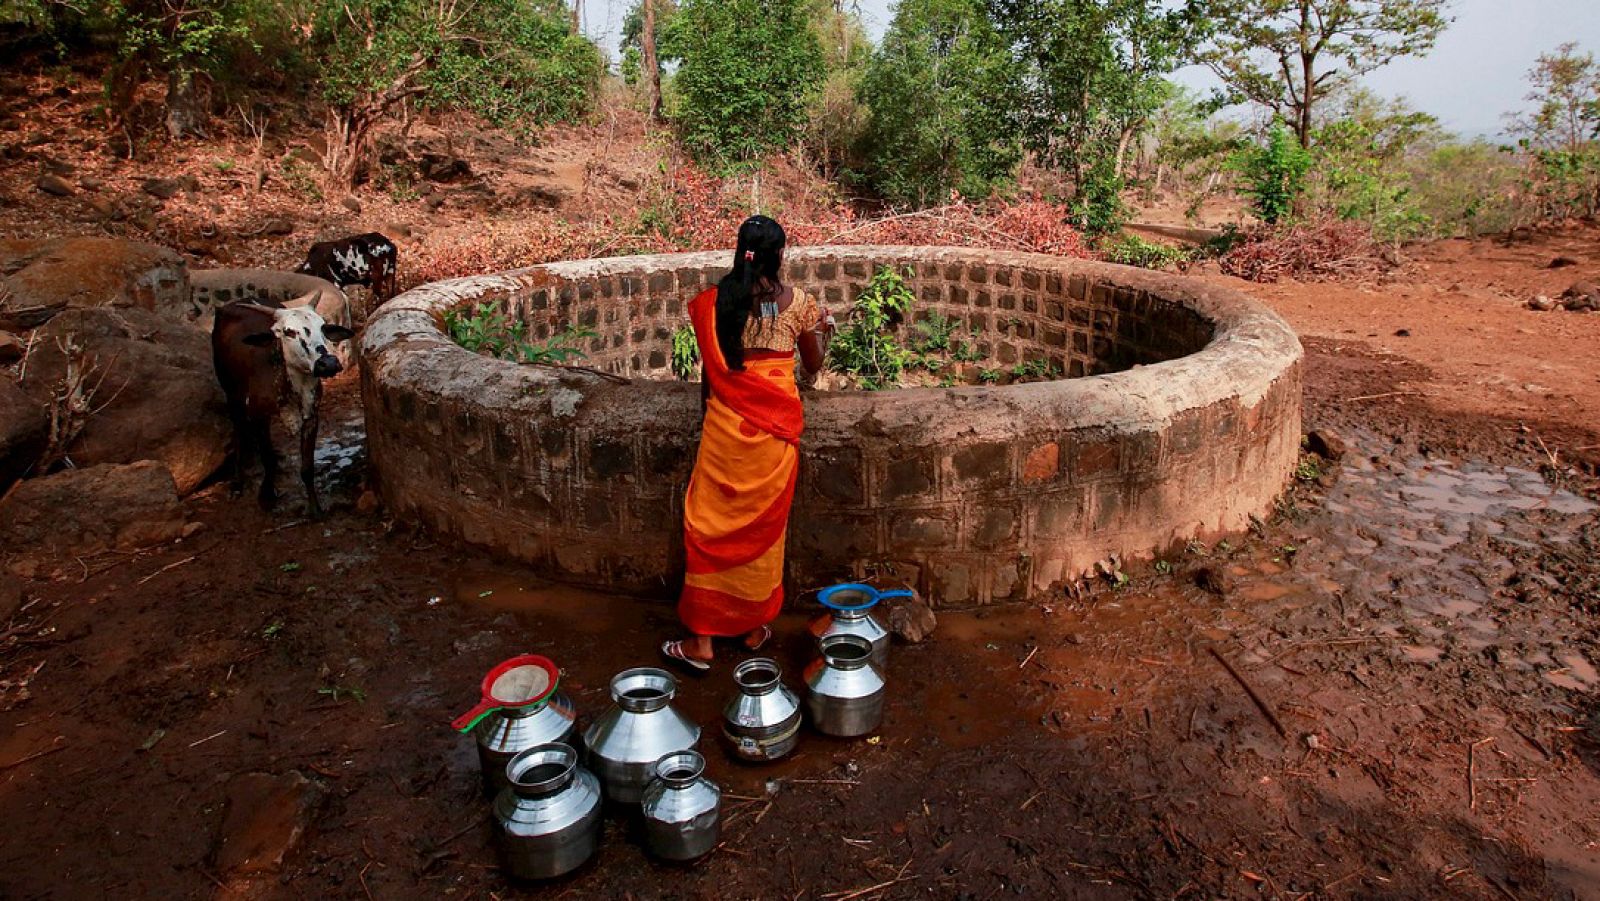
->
[1200,225,1600,443]
[1,339,1597,900]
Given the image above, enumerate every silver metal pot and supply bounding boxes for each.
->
[640,750,722,862]
[804,634,886,737]
[722,658,802,762]
[583,667,701,804]
[492,743,602,880]
[815,583,912,670]
[473,693,579,796]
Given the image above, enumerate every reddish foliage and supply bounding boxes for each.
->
[1219,219,1396,283]
[407,164,1090,288]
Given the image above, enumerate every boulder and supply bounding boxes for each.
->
[0,461,186,578]
[885,594,938,643]
[1306,429,1347,462]
[0,330,23,363]
[0,376,48,492]
[1195,566,1235,596]
[35,174,73,197]
[21,308,229,494]
[0,237,190,331]
[1560,281,1600,312]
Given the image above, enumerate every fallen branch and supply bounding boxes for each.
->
[821,876,918,901]
[1345,390,1422,403]
[136,554,198,586]
[1208,647,1287,738]
[1468,737,1494,811]
[0,735,65,771]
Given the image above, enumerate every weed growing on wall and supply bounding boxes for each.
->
[671,325,700,380]
[443,302,597,365]
[829,266,916,389]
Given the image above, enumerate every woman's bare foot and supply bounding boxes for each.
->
[661,636,714,672]
[743,625,772,651]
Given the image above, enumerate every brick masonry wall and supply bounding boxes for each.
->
[360,246,1303,607]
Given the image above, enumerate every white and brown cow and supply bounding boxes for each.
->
[296,232,398,306]
[212,295,354,517]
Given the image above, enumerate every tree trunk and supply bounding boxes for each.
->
[642,0,662,123]
[164,69,204,141]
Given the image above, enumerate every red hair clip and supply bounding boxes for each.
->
[743,250,756,262]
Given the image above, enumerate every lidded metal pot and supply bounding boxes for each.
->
[583,667,701,804]
[804,633,886,738]
[812,583,912,670]
[492,742,603,880]
[722,658,802,762]
[639,750,722,862]
[452,654,579,796]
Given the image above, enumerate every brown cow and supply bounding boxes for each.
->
[212,296,354,517]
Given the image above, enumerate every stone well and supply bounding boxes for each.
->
[359,246,1303,606]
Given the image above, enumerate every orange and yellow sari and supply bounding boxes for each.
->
[678,287,804,637]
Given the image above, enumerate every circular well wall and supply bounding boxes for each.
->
[359,245,1303,606]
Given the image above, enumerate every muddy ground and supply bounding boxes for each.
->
[2,325,1599,900]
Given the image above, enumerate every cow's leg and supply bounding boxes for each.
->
[299,412,322,519]
[226,400,251,498]
[254,416,280,511]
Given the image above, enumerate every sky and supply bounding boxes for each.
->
[578,0,1600,138]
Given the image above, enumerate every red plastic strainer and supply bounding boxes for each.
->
[450,654,561,733]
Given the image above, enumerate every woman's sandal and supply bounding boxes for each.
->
[743,625,773,652]
[660,640,712,672]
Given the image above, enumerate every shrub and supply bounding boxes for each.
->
[1232,123,1313,224]
[671,325,699,380]
[829,266,916,389]
[443,302,597,364]
[1101,233,1190,269]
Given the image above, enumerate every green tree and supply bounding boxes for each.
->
[855,0,1020,205]
[1232,122,1313,223]
[1308,89,1441,238]
[1201,0,1452,147]
[801,0,872,177]
[992,0,1204,232]
[661,0,825,166]
[1505,43,1600,220]
[310,0,601,187]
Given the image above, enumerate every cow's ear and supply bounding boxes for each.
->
[322,324,356,343]
[243,331,277,347]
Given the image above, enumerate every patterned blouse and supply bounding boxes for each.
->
[743,288,822,354]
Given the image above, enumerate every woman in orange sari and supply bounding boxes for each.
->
[662,216,832,670]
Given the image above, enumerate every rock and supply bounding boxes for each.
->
[20,308,229,494]
[1195,566,1234,596]
[83,196,116,219]
[213,771,325,876]
[1306,429,1346,462]
[35,174,73,197]
[0,461,186,578]
[885,594,938,643]
[1528,295,1557,312]
[1549,255,1581,269]
[40,156,74,176]
[141,177,184,200]
[141,175,198,200]
[78,176,103,192]
[355,489,380,515]
[1561,281,1600,312]
[0,237,191,331]
[418,152,471,183]
[340,196,362,214]
[256,216,295,237]
[378,221,412,239]
[0,376,48,493]
[0,330,23,363]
